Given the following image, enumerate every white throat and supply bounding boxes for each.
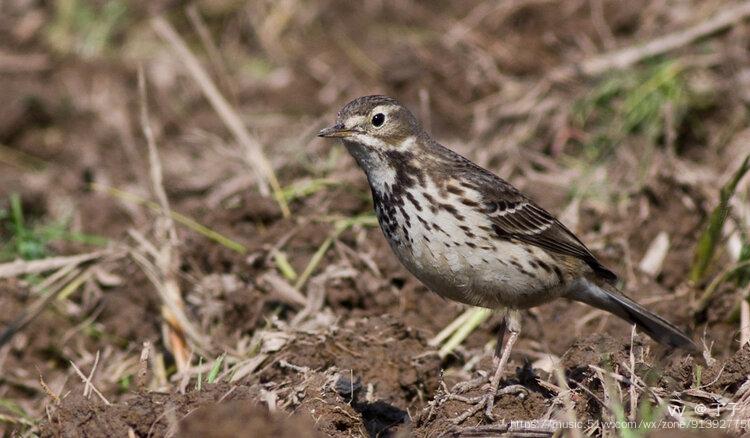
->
[343,135,418,195]
[343,140,395,194]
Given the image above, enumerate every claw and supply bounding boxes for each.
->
[484,393,495,420]
[450,373,488,394]
[447,384,528,424]
[450,394,489,424]
[442,312,525,424]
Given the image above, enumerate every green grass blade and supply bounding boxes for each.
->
[428,307,475,347]
[206,353,225,384]
[281,178,338,202]
[272,250,297,281]
[56,269,93,301]
[9,194,25,237]
[695,259,750,314]
[94,184,247,254]
[195,356,203,391]
[294,214,376,290]
[690,154,750,283]
[690,155,750,283]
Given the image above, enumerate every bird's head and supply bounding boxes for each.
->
[318,95,423,154]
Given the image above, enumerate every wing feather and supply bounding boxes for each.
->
[429,139,617,283]
[491,200,616,281]
[461,162,616,282]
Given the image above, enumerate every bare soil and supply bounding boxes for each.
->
[2,0,750,437]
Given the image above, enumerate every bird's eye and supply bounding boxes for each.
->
[371,113,385,127]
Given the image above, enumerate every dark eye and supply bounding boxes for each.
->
[371,113,385,127]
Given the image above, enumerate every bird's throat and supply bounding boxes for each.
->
[343,140,397,194]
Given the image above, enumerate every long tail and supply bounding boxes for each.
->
[567,279,699,352]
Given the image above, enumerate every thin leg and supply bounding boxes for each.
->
[493,316,507,360]
[447,311,526,424]
[451,318,508,394]
[484,312,520,419]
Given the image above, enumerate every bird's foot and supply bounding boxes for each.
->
[446,383,528,424]
[449,371,489,394]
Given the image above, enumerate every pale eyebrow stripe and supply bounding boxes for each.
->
[372,105,399,115]
[345,115,367,128]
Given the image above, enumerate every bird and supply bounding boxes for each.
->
[318,95,698,422]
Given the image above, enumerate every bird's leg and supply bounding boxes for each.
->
[493,315,507,360]
[450,317,507,394]
[483,312,521,419]
[448,311,526,424]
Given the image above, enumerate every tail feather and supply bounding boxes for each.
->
[568,279,699,352]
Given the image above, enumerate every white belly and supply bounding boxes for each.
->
[381,188,565,309]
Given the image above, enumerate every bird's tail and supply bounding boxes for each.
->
[567,279,699,352]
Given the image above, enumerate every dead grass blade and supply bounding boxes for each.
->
[133,70,207,371]
[150,15,290,217]
[741,285,750,347]
[136,341,152,391]
[139,67,177,246]
[0,251,107,278]
[0,143,48,172]
[691,154,750,284]
[438,307,491,359]
[552,2,750,79]
[69,355,110,405]
[294,214,377,291]
[93,183,246,254]
[128,243,207,369]
[0,258,106,348]
[551,360,582,438]
[257,272,307,307]
[185,4,236,101]
[638,231,670,277]
[228,354,268,383]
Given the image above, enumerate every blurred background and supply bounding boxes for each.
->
[1,1,750,436]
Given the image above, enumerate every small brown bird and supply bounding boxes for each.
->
[319,95,697,420]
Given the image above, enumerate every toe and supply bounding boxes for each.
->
[483,394,495,420]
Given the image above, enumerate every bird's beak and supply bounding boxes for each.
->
[317,123,352,138]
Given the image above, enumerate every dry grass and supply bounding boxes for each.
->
[1,0,750,436]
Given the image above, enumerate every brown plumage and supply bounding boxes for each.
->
[319,95,697,422]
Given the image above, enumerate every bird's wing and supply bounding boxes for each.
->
[490,197,617,282]
[458,160,617,282]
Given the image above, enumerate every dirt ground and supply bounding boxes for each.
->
[2,0,750,437]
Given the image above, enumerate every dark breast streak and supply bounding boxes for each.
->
[371,151,425,248]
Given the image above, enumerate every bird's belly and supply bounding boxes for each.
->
[389,222,564,310]
[397,243,562,309]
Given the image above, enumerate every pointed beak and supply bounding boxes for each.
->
[318,123,352,138]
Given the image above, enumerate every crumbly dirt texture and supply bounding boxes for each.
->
[2,1,750,437]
